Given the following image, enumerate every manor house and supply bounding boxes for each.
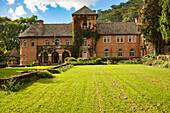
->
[18,6,169,65]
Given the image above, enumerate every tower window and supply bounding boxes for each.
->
[83,21,87,30]
[89,22,91,29]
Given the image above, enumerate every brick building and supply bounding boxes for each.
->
[18,6,169,65]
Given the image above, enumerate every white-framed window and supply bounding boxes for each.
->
[133,37,136,42]
[83,39,88,47]
[23,40,27,47]
[130,49,135,57]
[31,40,34,47]
[45,40,50,45]
[65,41,70,45]
[55,39,60,45]
[103,37,107,43]
[103,36,111,43]
[23,55,26,61]
[128,37,132,43]
[121,37,124,43]
[117,36,120,43]
[168,46,170,53]
[104,49,109,57]
[118,49,123,57]
[116,36,124,43]
[129,36,136,43]
[107,37,111,43]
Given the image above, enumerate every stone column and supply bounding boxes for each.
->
[59,54,62,63]
[48,54,52,63]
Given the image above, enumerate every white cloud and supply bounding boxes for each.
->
[7,0,15,4]
[8,5,27,20]
[15,5,27,16]
[23,0,98,13]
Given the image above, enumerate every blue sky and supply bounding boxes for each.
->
[0,0,129,24]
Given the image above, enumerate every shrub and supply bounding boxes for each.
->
[37,70,54,78]
[77,58,86,61]
[58,64,73,72]
[122,60,141,64]
[95,58,102,64]
[1,78,22,92]
[89,57,97,60]
[67,57,77,61]
[48,69,60,74]
[161,61,170,68]
[157,55,170,60]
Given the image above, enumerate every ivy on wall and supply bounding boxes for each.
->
[72,15,99,58]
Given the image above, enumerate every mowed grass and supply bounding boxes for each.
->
[0,65,56,78]
[0,64,169,112]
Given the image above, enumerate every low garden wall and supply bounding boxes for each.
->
[0,71,37,86]
[0,63,67,86]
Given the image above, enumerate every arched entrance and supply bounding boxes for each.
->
[41,52,48,63]
[62,51,70,62]
[52,52,59,63]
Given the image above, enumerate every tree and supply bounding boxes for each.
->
[139,0,164,55]
[97,0,143,23]
[0,47,11,66]
[0,15,38,51]
[159,0,170,43]
[122,17,132,22]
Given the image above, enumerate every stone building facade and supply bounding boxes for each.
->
[18,6,169,65]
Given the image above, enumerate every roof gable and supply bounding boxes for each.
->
[72,6,97,15]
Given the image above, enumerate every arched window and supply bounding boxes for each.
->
[130,49,135,57]
[89,22,91,29]
[31,40,34,46]
[118,49,123,57]
[45,40,49,45]
[23,40,27,47]
[83,20,87,29]
[104,49,109,57]
[55,39,60,45]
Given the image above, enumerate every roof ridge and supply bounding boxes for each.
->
[72,5,97,15]
[97,22,136,24]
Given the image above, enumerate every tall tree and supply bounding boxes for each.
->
[139,0,164,55]
[159,0,170,43]
[0,15,38,51]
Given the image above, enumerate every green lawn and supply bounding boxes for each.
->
[0,64,169,112]
[0,65,56,78]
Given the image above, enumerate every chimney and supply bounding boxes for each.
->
[135,18,138,23]
[39,20,44,26]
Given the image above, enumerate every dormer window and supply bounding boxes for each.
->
[83,20,87,30]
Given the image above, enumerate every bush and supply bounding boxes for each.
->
[89,57,97,60]
[77,58,86,61]
[121,60,141,64]
[161,61,170,68]
[157,55,170,60]
[95,58,102,64]
[1,78,22,92]
[58,64,73,72]
[48,69,60,74]
[66,57,77,61]
[37,70,54,78]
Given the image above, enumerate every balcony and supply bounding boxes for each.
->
[37,45,73,53]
